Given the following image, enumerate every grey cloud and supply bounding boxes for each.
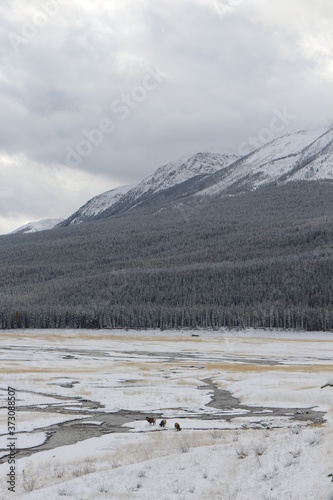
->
[0,0,333,232]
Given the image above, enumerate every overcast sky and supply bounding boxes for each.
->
[1,0,333,233]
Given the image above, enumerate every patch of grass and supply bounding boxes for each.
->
[97,482,111,493]
[210,429,223,439]
[72,463,95,477]
[254,444,266,457]
[262,465,278,481]
[57,486,71,496]
[55,466,65,479]
[236,447,248,459]
[289,447,301,459]
[22,477,36,493]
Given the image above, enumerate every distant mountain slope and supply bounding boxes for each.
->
[59,184,135,227]
[60,152,239,226]
[196,127,333,196]
[10,124,333,234]
[93,126,333,219]
[287,127,333,182]
[98,152,239,218]
[11,218,64,235]
[124,152,239,199]
[2,181,333,331]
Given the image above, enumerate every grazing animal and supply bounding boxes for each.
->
[145,416,156,425]
[174,422,182,431]
[159,419,167,428]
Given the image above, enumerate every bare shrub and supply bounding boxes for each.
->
[289,447,301,459]
[57,486,71,496]
[306,432,323,447]
[55,466,65,479]
[22,476,36,493]
[127,481,143,492]
[72,463,95,477]
[97,482,111,493]
[112,460,121,469]
[179,436,191,453]
[169,480,188,494]
[262,465,278,480]
[284,458,295,468]
[254,444,266,457]
[211,429,223,439]
[236,447,248,459]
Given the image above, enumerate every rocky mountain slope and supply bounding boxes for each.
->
[11,124,333,233]
[98,125,333,218]
[59,184,135,226]
[195,126,333,196]
[58,152,238,227]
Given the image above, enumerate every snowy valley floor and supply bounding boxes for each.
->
[0,329,332,499]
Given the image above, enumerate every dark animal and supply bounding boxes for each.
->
[159,419,167,427]
[145,416,156,425]
[174,422,182,431]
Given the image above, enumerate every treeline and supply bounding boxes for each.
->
[1,181,333,332]
[1,303,332,331]
[1,258,332,331]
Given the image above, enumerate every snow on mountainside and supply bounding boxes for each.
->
[197,126,333,196]
[288,127,333,181]
[124,152,239,201]
[11,218,64,235]
[60,153,239,224]
[60,184,135,226]
[9,125,333,234]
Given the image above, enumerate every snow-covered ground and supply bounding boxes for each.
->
[0,329,332,499]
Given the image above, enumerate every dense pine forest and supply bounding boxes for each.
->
[1,181,333,331]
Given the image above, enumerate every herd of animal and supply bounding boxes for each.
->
[145,417,182,431]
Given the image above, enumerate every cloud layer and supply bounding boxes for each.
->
[1,0,333,232]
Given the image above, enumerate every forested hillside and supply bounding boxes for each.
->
[1,182,333,331]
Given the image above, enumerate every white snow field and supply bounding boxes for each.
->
[0,329,332,499]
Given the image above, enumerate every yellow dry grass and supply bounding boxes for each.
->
[205,362,333,373]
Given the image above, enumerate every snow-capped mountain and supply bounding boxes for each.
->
[9,124,333,234]
[11,218,64,235]
[97,152,240,218]
[124,152,239,200]
[59,184,135,226]
[196,126,333,196]
[96,127,333,218]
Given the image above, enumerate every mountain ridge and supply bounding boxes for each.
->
[10,124,333,234]
[68,124,333,223]
[59,184,135,227]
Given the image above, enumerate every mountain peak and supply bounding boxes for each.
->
[124,151,239,201]
[196,125,333,196]
[10,124,333,234]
